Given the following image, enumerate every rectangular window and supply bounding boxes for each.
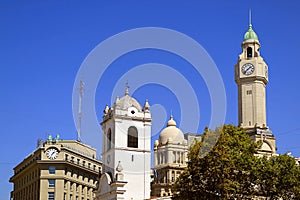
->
[49,166,55,174]
[48,192,55,200]
[172,171,175,182]
[247,90,252,95]
[173,152,176,163]
[48,179,55,187]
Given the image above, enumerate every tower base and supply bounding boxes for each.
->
[246,128,276,156]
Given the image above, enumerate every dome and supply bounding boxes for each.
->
[159,116,185,145]
[115,94,142,111]
[114,86,142,111]
[244,24,259,41]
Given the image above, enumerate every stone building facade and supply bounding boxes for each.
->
[9,137,102,200]
[151,116,189,198]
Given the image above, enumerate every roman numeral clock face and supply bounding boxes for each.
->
[46,148,59,159]
[242,63,255,75]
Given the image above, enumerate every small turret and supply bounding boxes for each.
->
[143,99,150,112]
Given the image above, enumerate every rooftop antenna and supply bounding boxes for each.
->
[77,80,84,142]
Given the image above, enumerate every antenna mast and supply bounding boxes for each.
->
[77,80,84,142]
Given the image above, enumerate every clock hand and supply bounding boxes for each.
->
[246,66,251,72]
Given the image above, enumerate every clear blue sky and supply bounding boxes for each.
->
[1,1,300,198]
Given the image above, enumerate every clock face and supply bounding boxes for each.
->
[46,148,58,159]
[242,63,255,75]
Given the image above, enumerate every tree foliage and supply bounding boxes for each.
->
[173,124,300,200]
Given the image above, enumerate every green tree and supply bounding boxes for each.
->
[173,124,300,199]
[255,154,300,199]
[173,125,259,199]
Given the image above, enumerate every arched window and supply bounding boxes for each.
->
[247,47,252,58]
[128,126,138,148]
[107,128,112,150]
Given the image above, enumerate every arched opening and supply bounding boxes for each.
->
[247,47,252,58]
[128,126,138,148]
[107,128,112,150]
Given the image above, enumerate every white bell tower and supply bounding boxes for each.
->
[96,86,152,200]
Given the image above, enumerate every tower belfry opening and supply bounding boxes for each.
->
[247,47,252,58]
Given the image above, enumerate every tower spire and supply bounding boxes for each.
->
[243,9,259,41]
[249,9,252,26]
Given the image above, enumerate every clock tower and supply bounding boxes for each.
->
[235,21,276,155]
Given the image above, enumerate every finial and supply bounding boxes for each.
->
[47,134,52,144]
[170,110,173,119]
[116,161,123,172]
[125,81,129,95]
[55,134,60,144]
[115,161,124,181]
[143,99,150,112]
